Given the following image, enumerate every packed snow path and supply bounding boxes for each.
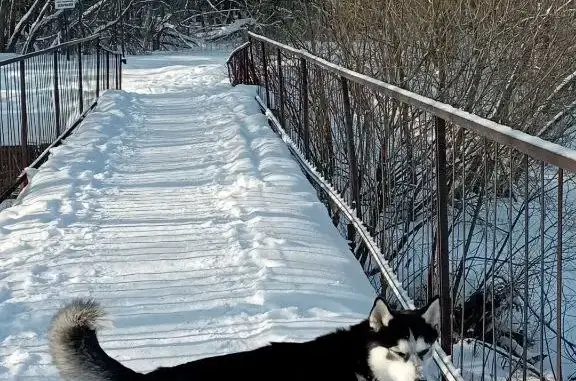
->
[0,52,376,379]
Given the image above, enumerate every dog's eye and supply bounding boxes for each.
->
[393,351,408,359]
[418,349,429,358]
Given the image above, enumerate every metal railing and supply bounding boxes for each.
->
[228,33,575,381]
[0,35,124,203]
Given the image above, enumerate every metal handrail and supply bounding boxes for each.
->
[256,94,465,381]
[0,35,101,67]
[247,32,576,173]
[228,33,570,381]
[0,34,124,202]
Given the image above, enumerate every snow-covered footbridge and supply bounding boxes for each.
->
[1,35,574,381]
[0,50,380,379]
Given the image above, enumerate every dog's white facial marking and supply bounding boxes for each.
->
[415,337,428,352]
[415,336,432,363]
[389,338,410,354]
[369,330,434,381]
[368,346,416,381]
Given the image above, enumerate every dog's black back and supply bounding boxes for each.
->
[148,330,370,381]
[49,298,371,381]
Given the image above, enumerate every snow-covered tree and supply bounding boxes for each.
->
[0,0,284,53]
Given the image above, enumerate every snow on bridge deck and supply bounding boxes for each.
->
[0,51,376,379]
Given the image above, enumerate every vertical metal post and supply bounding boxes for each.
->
[19,60,29,183]
[434,115,452,356]
[243,48,249,83]
[106,51,110,90]
[523,155,529,381]
[277,48,285,129]
[557,168,564,381]
[261,41,270,109]
[341,76,360,218]
[119,54,123,90]
[78,42,84,113]
[227,59,232,84]
[115,55,120,90]
[96,39,101,98]
[248,37,256,84]
[53,51,61,136]
[300,58,310,160]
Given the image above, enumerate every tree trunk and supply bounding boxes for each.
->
[0,0,8,51]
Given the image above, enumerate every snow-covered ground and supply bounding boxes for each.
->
[0,51,377,379]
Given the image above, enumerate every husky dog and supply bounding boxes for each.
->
[49,296,440,381]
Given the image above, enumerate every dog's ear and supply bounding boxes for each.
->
[369,297,393,331]
[420,296,440,333]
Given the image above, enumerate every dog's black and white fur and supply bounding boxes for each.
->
[49,296,440,381]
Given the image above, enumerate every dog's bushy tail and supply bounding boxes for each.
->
[49,298,143,381]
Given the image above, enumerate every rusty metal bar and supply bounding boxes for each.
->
[300,58,310,160]
[557,168,564,381]
[341,76,360,217]
[118,54,123,90]
[243,48,249,83]
[96,39,101,97]
[106,51,110,90]
[53,51,61,136]
[277,48,285,130]
[261,41,270,109]
[78,42,84,113]
[434,115,452,356]
[19,60,29,179]
[115,55,119,90]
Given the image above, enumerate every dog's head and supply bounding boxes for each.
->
[366,296,440,381]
